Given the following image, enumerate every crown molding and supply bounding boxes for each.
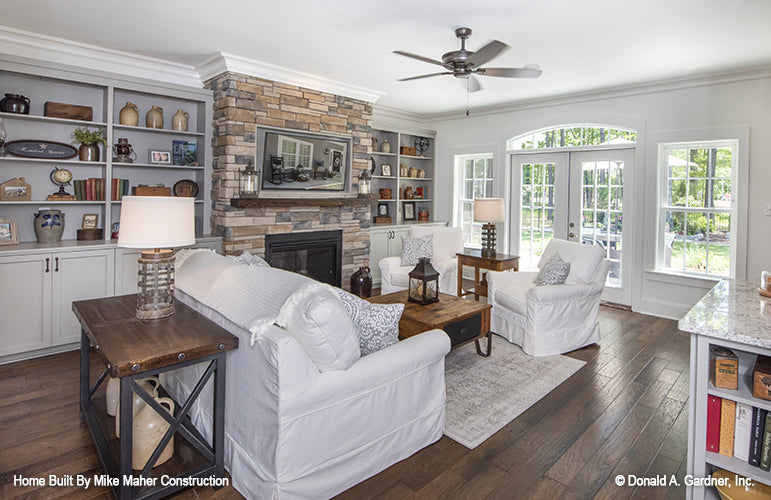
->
[372,104,428,127]
[422,64,771,122]
[198,52,385,103]
[0,25,203,88]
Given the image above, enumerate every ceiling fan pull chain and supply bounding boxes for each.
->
[466,79,470,116]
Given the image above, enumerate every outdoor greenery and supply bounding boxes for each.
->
[669,241,730,275]
[510,126,637,150]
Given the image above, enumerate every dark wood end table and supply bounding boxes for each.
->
[368,290,493,356]
[457,250,519,301]
[73,294,239,500]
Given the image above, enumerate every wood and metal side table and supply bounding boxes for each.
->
[457,250,519,301]
[73,294,238,500]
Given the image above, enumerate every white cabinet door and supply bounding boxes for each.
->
[114,248,142,296]
[51,249,115,345]
[390,227,410,258]
[0,254,52,356]
[369,229,391,283]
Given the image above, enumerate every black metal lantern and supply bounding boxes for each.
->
[408,257,440,305]
[239,160,259,198]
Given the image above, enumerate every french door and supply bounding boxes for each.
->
[510,148,634,305]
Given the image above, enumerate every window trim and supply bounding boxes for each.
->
[453,152,495,249]
[278,134,314,169]
[656,139,739,278]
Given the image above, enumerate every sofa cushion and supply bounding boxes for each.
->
[494,284,531,316]
[538,239,604,284]
[227,250,270,267]
[333,289,403,356]
[278,285,360,371]
[402,234,433,266]
[409,226,463,262]
[535,252,570,286]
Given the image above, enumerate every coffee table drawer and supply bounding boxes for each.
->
[444,314,482,346]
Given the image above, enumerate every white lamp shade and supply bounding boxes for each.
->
[118,196,195,248]
[473,198,505,223]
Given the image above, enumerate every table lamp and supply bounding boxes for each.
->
[118,196,195,320]
[474,198,505,257]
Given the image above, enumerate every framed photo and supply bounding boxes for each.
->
[377,202,390,217]
[172,140,198,166]
[0,218,19,245]
[149,150,171,164]
[403,202,416,221]
[0,177,31,201]
[381,164,391,176]
[82,213,99,230]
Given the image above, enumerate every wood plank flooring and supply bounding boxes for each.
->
[0,305,690,499]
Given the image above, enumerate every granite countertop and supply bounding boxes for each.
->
[678,279,771,349]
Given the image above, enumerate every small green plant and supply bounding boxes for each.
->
[71,127,107,146]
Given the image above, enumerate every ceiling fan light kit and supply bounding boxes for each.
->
[394,27,542,94]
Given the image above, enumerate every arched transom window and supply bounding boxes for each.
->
[507,125,637,151]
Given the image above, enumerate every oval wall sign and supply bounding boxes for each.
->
[6,140,78,160]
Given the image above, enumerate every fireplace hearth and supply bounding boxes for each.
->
[265,230,343,287]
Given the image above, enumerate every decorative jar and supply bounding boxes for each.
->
[33,209,64,243]
[119,102,139,126]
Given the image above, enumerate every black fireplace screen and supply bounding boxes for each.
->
[264,230,343,287]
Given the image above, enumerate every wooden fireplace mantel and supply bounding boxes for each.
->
[231,194,378,208]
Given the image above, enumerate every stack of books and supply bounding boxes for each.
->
[71,178,129,201]
[707,396,771,470]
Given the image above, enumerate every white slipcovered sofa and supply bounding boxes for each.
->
[487,238,610,357]
[379,225,463,295]
[161,250,450,499]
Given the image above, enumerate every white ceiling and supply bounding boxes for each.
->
[3,0,771,115]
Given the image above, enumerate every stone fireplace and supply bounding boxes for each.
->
[205,71,374,290]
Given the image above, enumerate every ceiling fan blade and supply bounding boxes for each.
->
[393,50,445,67]
[480,67,543,78]
[466,40,509,68]
[460,75,482,93]
[397,72,450,82]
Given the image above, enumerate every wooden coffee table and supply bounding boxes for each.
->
[368,290,493,356]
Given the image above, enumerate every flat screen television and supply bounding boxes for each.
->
[256,127,352,194]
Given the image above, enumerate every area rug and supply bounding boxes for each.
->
[444,334,586,449]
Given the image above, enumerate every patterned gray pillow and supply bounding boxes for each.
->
[536,251,571,286]
[334,288,403,356]
[401,234,433,266]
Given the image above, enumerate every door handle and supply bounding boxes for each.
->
[45,258,50,273]
[54,257,59,272]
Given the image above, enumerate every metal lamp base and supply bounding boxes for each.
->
[137,249,176,320]
[481,223,498,257]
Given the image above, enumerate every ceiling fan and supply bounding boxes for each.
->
[394,27,542,93]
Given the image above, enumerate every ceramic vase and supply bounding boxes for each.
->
[350,267,373,298]
[171,109,189,131]
[115,376,159,438]
[33,210,64,243]
[145,105,163,129]
[78,143,99,162]
[119,102,139,126]
[381,139,390,153]
[371,137,378,151]
[0,94,30,114]
[132,397,175,470]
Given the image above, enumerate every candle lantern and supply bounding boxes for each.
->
[358,169,371,195]
[408,257,440,305]
[239,160,259,198]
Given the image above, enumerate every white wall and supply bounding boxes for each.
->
[425,70,771,319]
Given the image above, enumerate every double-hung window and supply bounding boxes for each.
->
[278,135,313,169]
[454,154,494,248]
[658,140,737,277]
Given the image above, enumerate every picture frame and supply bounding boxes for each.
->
[377,202,390,217]
[82,213,99,230]
[149,150,171,164]
[403,202,416,221]
[172,140,198,166]
[381,164,391,176]
[0,177,31,201]
[0,218,19,245]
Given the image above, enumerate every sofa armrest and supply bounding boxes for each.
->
[527,282,603,303]
[487,270,538,289]
[379,255,403,276]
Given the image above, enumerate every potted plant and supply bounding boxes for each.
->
[72,127,107,162]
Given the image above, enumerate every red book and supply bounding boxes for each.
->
[86,178,94,201]
[112,178,118,201]
[707,395,722,453]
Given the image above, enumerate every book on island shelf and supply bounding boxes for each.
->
[719,398,737,457]
[734,402,752,461]
[749,406,767,466]
[707,395,722,453]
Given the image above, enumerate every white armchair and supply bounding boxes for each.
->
[379,226,464,295]
[487,238,610,356]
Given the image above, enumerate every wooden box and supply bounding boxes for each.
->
[753,355,771,400]
[132,185,172,196]
[373,216,392,224]
[400,146,416,156]
[710,346,738,390]
[44,101,93,121]
[77,228,103,241]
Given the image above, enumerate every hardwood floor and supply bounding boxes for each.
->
[0,306,690,500]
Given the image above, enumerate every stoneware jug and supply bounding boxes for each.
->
[33,210,64,243]
[350,267,373,298]
[119,102,139,126]
[371,137,378,151]
[0,93,30,114]
[381,139,390,153]
[171,109,189,132]
[132,396,175,470]
[115,376,160,437]
[145,105,164,129]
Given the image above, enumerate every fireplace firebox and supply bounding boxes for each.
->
[264,230,343,287]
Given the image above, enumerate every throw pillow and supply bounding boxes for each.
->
[227,250,270,267]
[278,286,360,371]
[536,251,571,286]
[334,288,403,356]
[402,234,433,266]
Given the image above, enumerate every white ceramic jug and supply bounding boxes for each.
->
[132,396,175,470]
[114,376,160,438]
